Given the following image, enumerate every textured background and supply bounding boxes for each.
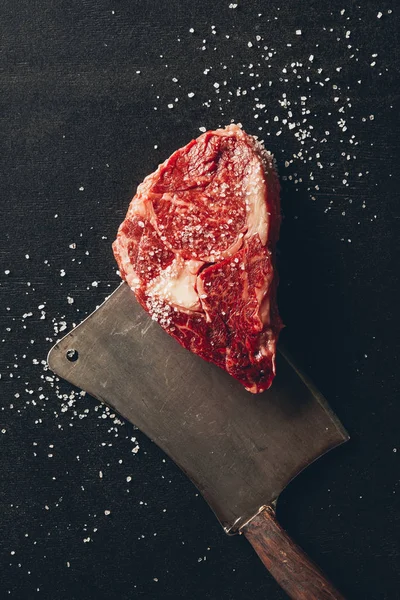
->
[1,1,399,598]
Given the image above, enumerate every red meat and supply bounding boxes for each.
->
[113,124,283,393]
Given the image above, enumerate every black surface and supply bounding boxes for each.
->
[0,1,399,599]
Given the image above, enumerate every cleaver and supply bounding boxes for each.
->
[48,283,349,600]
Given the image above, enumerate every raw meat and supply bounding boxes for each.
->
[113,124,283,393]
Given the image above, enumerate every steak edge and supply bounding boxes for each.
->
[113,124,283,393]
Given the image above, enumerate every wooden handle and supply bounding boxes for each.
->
[242,506,345,600]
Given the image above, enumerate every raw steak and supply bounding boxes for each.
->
[113,124,283,393]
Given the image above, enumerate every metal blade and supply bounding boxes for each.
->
[47,283,349,533]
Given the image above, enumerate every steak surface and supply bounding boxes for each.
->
[113,124,283,393]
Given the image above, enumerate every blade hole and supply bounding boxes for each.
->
[66,349,79,362]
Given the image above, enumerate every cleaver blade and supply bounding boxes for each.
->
[48,283,349,599]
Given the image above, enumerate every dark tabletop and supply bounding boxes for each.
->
[1,1,399,599]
